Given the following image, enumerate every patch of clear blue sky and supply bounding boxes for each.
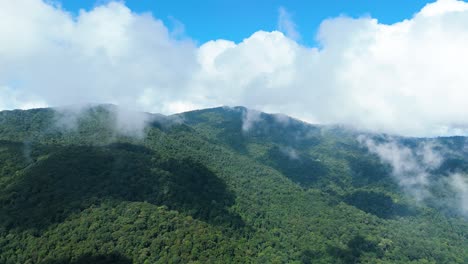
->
[57,0,433,46]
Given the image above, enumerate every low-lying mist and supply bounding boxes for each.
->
[360,135,468,217]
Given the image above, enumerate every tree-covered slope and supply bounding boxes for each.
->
[0,106,466,263]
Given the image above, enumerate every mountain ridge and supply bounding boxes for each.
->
[0,105,466,263]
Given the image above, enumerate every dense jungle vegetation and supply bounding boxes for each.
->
[0,105,466,263]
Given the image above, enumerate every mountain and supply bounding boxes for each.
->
[0,105,466,264]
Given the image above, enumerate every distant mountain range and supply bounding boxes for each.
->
[0,105,466,263]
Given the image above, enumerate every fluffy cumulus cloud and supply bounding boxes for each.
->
[0,0,197,113]
[1,0,468,136]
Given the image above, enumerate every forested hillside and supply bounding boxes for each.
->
[0,106,466,263]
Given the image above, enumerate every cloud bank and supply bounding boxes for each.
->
[1,0,468,136]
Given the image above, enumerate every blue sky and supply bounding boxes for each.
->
[3,0,468,136]
[58,0,432,46]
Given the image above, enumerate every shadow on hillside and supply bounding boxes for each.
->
[43,253,132,264]
[0,141,244,232]
[261,146,328,188]
[215,119,249,154]
[344,152,395,188]
[213,110,322,156]
[299,235,383,264]
[326,235,383,264]
[0,140,34,176]
[343,191,416,219]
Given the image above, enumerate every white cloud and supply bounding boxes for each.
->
[360,135,468,216]
[278,7,300,41]
[359,136,435,201]
[448,173,468,216]
[280,146,300,160]
[242,108,262,132]
[0,0,197,112]
[419,0,468,16]
[2,0,468,136]
[0,86,46,110]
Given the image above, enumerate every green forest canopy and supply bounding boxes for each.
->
[0,106,466,263]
